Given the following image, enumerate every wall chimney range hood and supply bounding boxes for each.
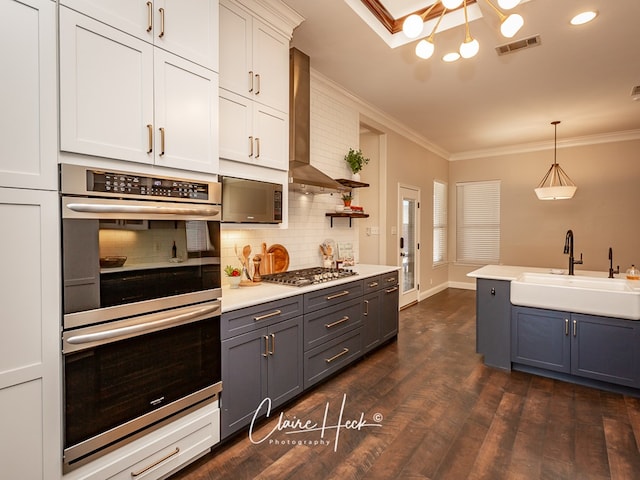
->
[289,48,344,194]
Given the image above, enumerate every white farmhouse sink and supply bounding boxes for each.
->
[511,272,640,320]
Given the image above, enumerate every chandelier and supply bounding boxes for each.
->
[402,0,524,60]
[534,121,577,200]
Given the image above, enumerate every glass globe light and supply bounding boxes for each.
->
[415,39,435,59]
[441,0,464,9]
[500,13,524,37]
[403,14,424,38]
[497,0,520,9]
[442,52,460,62]
[459,37,479,58]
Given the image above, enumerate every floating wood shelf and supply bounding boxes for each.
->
[326,212,369,227]
[335,178,370,189]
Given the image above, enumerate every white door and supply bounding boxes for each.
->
[399,185,420,308]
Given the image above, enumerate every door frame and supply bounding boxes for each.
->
[397,183,420,309]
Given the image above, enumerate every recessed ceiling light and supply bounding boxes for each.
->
[570,11,598,26]
[442,52,461,62]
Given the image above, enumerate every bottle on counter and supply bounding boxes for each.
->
[626,265,639,280]
[171,241,177,258]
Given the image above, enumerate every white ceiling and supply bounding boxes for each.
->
[282,0,640,159]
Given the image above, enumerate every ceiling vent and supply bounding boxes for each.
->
[495,35,541,56]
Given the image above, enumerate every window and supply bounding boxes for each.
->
[433,180,447,266]
[456,180,500,264]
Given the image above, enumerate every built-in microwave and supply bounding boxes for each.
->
[221,176,283,224]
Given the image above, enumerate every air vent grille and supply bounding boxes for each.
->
[495,35,541,56]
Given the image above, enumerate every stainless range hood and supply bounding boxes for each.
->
[289,48,344,194]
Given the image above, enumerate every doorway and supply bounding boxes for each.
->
[398,185,420,308]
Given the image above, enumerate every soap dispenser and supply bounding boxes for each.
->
[626,265,639,280]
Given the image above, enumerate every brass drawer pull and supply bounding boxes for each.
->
[385,286,399,294]
[248,71,254,93]
[159,127,165,156]
[325,348,349,364]
[146,1,153,32]
[262,335,269,357]
[386,277,396,282]
[158,7,165,38]
[270,333,275,355]
[326,290,349,300]
[364,300,369,316]
[368,281,379,288]
[249,136,254,157]
[325,316,349,329]
[254,309,281,322]
[254,73,260,94]
[146,124,153,153]
[131,447,179,477]
[255,137,260,158]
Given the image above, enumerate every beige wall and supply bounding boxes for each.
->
[449,139,640,285]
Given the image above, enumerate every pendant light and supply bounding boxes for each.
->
[534,121,577,200]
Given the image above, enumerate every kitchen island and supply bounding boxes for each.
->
[219,264,400,438]
[469,265,640,396]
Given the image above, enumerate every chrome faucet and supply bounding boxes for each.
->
[608,247,620,278]
[563,229,583,275]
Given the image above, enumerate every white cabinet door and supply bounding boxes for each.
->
[253,103,288,170]
[155,0,219,72]
[60,0,218,71]
[252,19,289,113]
[219,0,288,112]
[0,0,56,190]
[154,50,219,173]
[59,7,155,165]
[0,188,61,480]
[219,89,287,171]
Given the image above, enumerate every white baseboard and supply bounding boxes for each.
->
[418,281,476,302]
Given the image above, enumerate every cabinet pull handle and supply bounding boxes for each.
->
[385,286,399,294]
[248,136,254,157]
[131,447,179,477]
[254,309,281,322]
[565,318,569,335]
[325,348,349,364]
[270,333,275,355]
[325,316,349,329]
[326,290,349,300]
[262,335,269,357]
[158,7,165,38]
[386,277,396,283]
[364,300,369,316]
[490,288,496,295]
[573,319,577,337]
[146,1,153,32]
[159,127,165,156]
[248,71,254,93]
[146,124,153,153]
[255,137,260,158]
[368,281,378,288]
[255,73,261,94]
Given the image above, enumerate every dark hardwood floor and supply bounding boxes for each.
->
[171,288,640,480]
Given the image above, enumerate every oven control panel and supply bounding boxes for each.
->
[89,171,209,200]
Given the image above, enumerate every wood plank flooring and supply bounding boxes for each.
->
[170,288,640,480]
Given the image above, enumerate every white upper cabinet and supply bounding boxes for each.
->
[219,0,288,113]
[0,0,57,190]
[59,6,219,174]
[60,0,218,71]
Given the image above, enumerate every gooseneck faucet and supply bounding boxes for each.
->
[563,229,583,275]
[608,247,620,278]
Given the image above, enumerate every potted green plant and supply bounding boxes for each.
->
[224,265,242,289]
[341,192,353,207]
[344,148,369,180]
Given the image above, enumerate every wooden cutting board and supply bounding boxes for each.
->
[267,244,289,273]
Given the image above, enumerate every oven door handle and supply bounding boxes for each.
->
[64,303,220,351]
[66,202,220,217]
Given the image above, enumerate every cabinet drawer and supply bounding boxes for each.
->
[379,271,399,288]
[304,297,362,350]
[304,280,363,313]
[363,276,381,293]
[304,328,362,389]
[221,295,303,339]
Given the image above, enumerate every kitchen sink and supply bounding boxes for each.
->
[510,272,640,320]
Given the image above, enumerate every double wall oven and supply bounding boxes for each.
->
[60,164,222,472]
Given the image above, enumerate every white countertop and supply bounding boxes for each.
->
[221,264,400,313]
[467,264,618,282]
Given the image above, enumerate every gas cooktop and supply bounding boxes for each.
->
[260,267,357,287]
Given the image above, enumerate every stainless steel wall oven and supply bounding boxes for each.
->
[60,164,223,472]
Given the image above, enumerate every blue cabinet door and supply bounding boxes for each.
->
[511,306,571,373]
[571,314,639,388]
[477,279,511,369]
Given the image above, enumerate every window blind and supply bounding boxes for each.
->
[433,180,447,266]
[456,180,500,264]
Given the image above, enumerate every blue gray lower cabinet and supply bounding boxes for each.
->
[221,273,400,439]
[475,278,512,370]
[511,306,640,389]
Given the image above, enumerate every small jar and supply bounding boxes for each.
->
[626,265,640,280]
